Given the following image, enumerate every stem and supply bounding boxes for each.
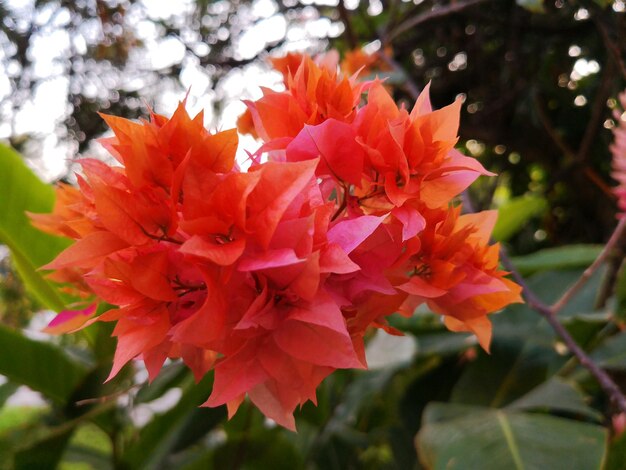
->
[551,217,626,314]
[499,243,626,414]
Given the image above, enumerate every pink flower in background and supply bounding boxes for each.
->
[611,91,626,216]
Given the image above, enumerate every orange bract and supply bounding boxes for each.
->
[239,54,366,145]
[340,47,392,77]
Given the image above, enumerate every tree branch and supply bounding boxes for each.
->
[386,0,490,44]
[338,0,357,49]
[593,12,626,81]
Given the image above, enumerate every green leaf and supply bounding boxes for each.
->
[14,427,75,470]
[181,428,303,470]
[516,0,545,13]
[449,337,556,408]
[492,268,606,341]
[416,332,474,357]
[492,195,547,242]
[60,423,113,470]
[0,323,89,404]
[0,144,71,311]
[507,377,602,421]
[561,311,610,347]
[614,260,626,324]
[510,245,603,276]
[0,405,78,470]
[605,425,626,470]
[0,405,46,434]
[417,403,607,470]
[60,446,113,470]
[0,382,18,409]
[590,331,626,370]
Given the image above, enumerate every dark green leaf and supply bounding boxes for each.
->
[591,331,626,370]
[181,428,302,470]
[417,403,607,470]
[507,377,602,421]
[0,323,89,404]
[614,260,626,324]
[14,427,75,470]
[0,382,18,409]
[449,338,556,408]
[561,311,610,347]
[605,425,626,470]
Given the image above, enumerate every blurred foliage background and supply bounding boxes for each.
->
[1,0,626,468]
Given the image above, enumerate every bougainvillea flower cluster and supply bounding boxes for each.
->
[33,52,522,430]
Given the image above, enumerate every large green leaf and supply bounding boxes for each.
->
[0,143,70,311]
[0,323,89,404]
[492,195,547,242]
[416,403,607,470]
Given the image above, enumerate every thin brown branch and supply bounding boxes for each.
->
[464,177,626,414]
[533,91,576,161]
[386,0,490,44]
[338,0,357,49]
[593,14,626,81]
[584,167,618,202]
[576,59,615,163]
[551,216,626,314]
[498,244,626,414]
[75,383,141,406]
